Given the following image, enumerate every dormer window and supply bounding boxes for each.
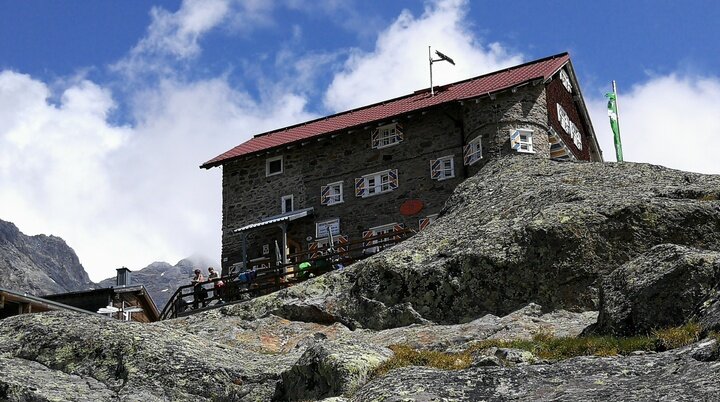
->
[371,123,404,149]
[266,155,283,176]
[510,129,534,153]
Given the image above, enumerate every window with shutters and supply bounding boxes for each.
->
[556,104,583,150]
[371,123,403,149]
[320,181,343,206]
[430,156,454,180]
[355,169,399,198]
[463,135,482,165]
[281,194,294,213]
[559,70,573,93]
[363,223,404,253]
[266,155,283,176]
[316,218,340,239]
[510,129,534,153]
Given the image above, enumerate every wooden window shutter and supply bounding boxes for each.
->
[320,185,330,205]
[430,159,441,179]
[510,130,522,151]
[337,235,349,255]
[396,123,404,141]
[308,241,320,259]
[419,217,430,231]
[463,144,472,165]
[388,169,399,189]
[362,230,374,248]
[354,178,366,197]
[392,223,406,240]
[371,128,380,148]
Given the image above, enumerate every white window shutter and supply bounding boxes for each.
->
[510,130,521,151]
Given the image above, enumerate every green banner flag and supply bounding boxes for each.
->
[605,92,623,162]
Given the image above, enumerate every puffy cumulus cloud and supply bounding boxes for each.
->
[324,0,523,112]
[0,70,315,281]
[588,74,720,174]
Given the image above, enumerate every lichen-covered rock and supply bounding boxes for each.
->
[353,341,720,401]
[595,244,720,335]
[273,339,392,401]
[220,157,720,330]
[0,311,293,401]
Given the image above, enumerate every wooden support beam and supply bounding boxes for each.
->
[0,294,4,308]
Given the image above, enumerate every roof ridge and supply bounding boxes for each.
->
[251,52,569,139]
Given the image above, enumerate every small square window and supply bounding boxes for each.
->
[430,156,455,180]
[321,182,344,206]
[510,129,534,153]
[281,194,293,214]
[266,155,283,176]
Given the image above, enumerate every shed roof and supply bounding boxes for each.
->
[201,52,570,169]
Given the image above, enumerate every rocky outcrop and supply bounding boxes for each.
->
[221,157,720,330]
[0,304,595,401]
[353,340,720,401]
[97,256,218,310]
[3,156,720,401]
[0,219,95,295]
[595,244,720,335]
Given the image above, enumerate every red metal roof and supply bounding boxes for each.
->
[201,53,570,168]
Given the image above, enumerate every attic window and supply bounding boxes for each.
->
[266,155,283,176]
[371,123,403,149]
[559,70,573,93]
[510,129,534,153]
[463,135,482,165]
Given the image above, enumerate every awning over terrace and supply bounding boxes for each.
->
[233,207,314,271]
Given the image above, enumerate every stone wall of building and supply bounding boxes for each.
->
[220,85,555,271]
[462,84,550,176]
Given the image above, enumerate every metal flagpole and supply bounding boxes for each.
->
[429,46,434,96]
[612,80,623,162]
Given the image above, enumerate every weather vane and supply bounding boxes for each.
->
[429,46,455,96]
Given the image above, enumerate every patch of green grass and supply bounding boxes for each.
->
[699,193,719,201]
[374,323,716,378]
[374,345,472,377]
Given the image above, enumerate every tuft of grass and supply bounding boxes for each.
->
[373,323,713,378]
[373,345,472,377]
[653,322,702,350]
[699,193,719,201]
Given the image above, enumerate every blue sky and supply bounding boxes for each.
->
[1,0,718,280]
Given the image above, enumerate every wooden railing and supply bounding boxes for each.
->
[159,228,415,320]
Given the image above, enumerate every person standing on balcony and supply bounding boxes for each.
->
[208,266,224,302]
[191,269,206,309]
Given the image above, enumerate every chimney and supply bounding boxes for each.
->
[116,267,131,287]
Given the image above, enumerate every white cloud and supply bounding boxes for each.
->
[324,0,523,112]
[0,70,315,281]
[588,74,720,174]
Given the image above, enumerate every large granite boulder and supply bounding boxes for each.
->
[221,156,720,329]
[595,244,720,335]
